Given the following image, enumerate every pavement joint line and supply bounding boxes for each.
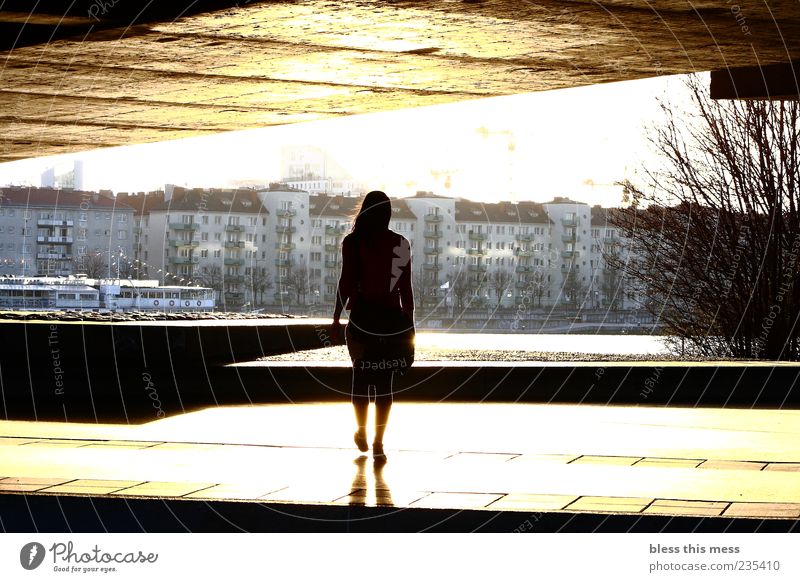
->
[6,435,800,467]
[0,487,799,518]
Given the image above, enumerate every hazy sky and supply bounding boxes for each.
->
[0,73,696,208]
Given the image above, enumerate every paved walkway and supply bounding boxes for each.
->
[1,403,800,519]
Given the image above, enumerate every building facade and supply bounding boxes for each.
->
[4,185,642,311]
[0,187,134,277]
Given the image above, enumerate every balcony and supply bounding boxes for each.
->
[423,246,441,255]
[224,224,244,232]
[224,240,245,248]
[275,258,292,267]
[36,236,72,244]
[225,275,244,284]
[515,248,533,257]
[224,258,244,266]
[424,230,443,239]
[169,222,199,230]
[604,237,618,244]
[170,256,199,265]
[423,263,441,271]
[516,265,535,273]
[515,233,533,242]
[36,253,71,260]
[325,225,346,236]
[275,242,296,251]
[38,219,73,227]
[424,214,443,223]
[466,248,485,256]
[324,260,338,269]
[562,234,577,242]
[515,280,531,289]
[468,232,487,241]
[276,209,297,218]
[170,239,199,248]
[562,250,579,259]
[324,244,338,253]
[468,264,487,273]
[561,216,578,226]
[324,275,339,285]
[275,225,296,234]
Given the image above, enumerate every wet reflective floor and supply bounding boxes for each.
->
[2,403,800,519]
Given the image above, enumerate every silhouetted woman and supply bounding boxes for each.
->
[332,191,414,458]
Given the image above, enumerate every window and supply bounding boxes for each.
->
[214,216,222,225]
[201,250,208,258]
[118,214,128,223]
[104,212,111,220]
[117,230,128,240]
[312,235,322,245]
[202,216,209,225]
[214,233,221,241]
[201,232,209,241]
[213,250,221,258]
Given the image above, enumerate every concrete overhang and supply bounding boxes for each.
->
[1,0,799,163]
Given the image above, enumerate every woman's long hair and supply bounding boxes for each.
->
[352,190,392,240]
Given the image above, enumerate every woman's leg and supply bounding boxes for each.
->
[373,371,393,449]
[352,366,370,451]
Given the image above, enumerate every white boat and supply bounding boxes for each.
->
[0,276,215,312]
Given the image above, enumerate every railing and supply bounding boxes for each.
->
[468,264,487,272]
[224,258,244,266]
[515,233,533,242]
[171,239,199,247]
[37,219,73,227]
[276,209,297,218]
[468,232,487,241]
[561,250,579,259]
[467,248,485,256]
[170,256,199,264]
[36,236,73,244]
[423,263,442,271]
[224,224,244,232]
[424,246,442,255]
[224,241,245,248]
[424,230,443,238]
[561,216,578,226]
[169,222,199,230]
[275,242,296,251]
[424,214,443,222]
[276,225,296,234]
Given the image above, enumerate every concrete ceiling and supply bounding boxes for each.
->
[1,0,799,163]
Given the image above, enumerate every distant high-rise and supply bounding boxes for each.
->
[40,160,84,191]
[280,145,363,196]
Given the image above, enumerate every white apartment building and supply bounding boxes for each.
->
[0,187,134,277]
[120,187,641,311]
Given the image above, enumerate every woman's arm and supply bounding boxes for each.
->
[398,237,414,322]
[333,235,356,324]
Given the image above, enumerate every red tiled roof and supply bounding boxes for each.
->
[0,186,134,210]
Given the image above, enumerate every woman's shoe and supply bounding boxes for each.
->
[372,442,386,458]
[354,431,369,452]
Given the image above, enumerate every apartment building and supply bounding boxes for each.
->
[36,184,639,311]
[0,187,134,277]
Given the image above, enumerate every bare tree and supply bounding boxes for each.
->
[528,269,550,308]
[250,267,273,306]
[449,267,471,310]
[561,268,588,310]
[613,75,800,360]
[199,265,224,298]
[601,260,625,311]
[75,253,107,278]
[286,265,313,305]
[490,268,513,307]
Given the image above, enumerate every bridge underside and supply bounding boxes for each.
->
[1,0,799,163]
